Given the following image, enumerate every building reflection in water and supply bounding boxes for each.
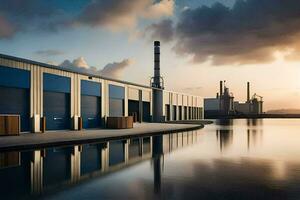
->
[247,119,263,151]
[216,129,233,152]
[0,131,199,198]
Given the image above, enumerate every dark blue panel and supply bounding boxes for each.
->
[0,152,31,199]
[109,98,124,117]
[81,144,102,175]
[81,96,101,128]
[44,91,70,130]
[81,80,101,96]
[109,85,125,99]
[0,86,30,132]
[0,66,30,89]
[143,102,151,122]
[109,140,125,166]
[43,148,72,187]
[43,73,70,93]
[128,100,139,121]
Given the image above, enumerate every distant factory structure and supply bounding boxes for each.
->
[204,81,263,118]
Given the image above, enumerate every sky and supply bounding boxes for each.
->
[1,0,300,111]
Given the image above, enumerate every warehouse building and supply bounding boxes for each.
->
[0,53,203,133]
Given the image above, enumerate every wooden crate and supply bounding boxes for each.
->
[0,115,20,136]
[107,116,133,129]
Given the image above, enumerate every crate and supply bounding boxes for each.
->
[0,115,20,136]
[106,116,133,129]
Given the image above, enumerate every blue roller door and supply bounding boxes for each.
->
[143,101,151,122]
[43,73,70,130]
[109,85,125,117]
[0,66,30,132]
[81,80,101,129]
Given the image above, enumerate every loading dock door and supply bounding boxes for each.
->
[179,106,182,120]
[81,80,101,129]
[0,67,30,132]
[128,100,139,122]
[43,73,71,130]
[143,102,151,122]
[165,105,170,121]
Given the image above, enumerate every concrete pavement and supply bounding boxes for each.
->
[0,123,204,151]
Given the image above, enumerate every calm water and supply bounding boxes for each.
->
[1,119,300,199]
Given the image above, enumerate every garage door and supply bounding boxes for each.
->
[43,73,70,130]
[109,85,125,117]
[128,100,139,121]
[143,101,151,122]
[0,66,30,132]
[81,80,101,129]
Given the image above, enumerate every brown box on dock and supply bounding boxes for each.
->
[107,116,133,129]
[0,115,20,136]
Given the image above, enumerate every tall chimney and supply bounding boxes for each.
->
[220,81,223,97]
[247,82,250,102]
[153,41,161,88]
[152,41,164,122]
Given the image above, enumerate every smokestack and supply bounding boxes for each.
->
[247,82,250,102]
[152,41,163,122]
[220,81,223,97]
[154,41,161,88]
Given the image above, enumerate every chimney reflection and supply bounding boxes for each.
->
[152,135,164,194]
[216,129,233,152]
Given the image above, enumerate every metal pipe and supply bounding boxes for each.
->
[220,81,223,96]
[247,82,250,102]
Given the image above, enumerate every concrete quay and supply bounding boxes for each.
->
[0,123,204,151]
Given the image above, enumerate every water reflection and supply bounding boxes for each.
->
[2,119,300,199]
[0,130,198,199]
[216,129,233,152]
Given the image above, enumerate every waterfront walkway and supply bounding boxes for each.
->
[0,123,204,151]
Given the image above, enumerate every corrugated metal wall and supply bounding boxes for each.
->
[0,56,204,132]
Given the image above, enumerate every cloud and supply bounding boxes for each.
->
[0,15,15,38]
[0,0,174,39]
[59,57,133,79]
[101,59,134,78]
[34,49,65,56]
[144,19,174,42]
[146,0,300,65]
[75,0,174,31]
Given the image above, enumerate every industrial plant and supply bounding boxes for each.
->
[204,81,263,118]
[0,41,203,133]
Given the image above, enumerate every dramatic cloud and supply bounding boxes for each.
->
[0,0,174,38]
[75,0,174,31]
[59,57,133,79]
[145,19,174,42]
[0,15,15,38]
[148,0,300,64]
[101,59,134,78]
[34,49,65,56]
[0,0,65,38]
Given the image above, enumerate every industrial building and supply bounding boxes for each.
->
[0,42,203,133]
[204,81,263,118]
